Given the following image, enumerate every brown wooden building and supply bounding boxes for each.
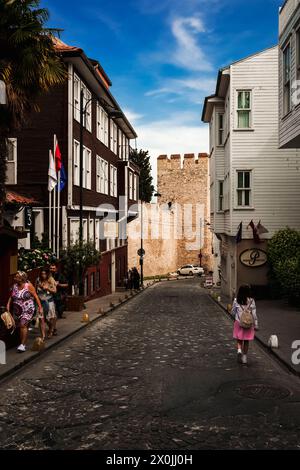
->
[5,38,140,298]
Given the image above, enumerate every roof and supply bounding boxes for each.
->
[52,37,137,139]
[52,37,82,54]
[201,45,277,122]
[6,191,37,205]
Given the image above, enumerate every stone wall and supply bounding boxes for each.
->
[127,153,213,277]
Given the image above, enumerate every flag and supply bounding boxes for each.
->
[257,220,269,235]
[48,150,57,191]
[248,220,260,244]
[57,163,67,192]
[235,222,242,244]
[55,140,62,172]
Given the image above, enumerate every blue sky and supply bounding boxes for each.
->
[42,0,283,175]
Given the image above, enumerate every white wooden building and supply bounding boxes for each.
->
[202,46,300,300]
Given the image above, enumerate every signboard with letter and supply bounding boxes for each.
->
[239,248,267,268]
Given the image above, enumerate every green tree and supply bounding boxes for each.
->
[0,0,66,222]
[130,149,154,202]
[268,227,300,304]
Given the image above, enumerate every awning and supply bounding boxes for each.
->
[5,191,37,205]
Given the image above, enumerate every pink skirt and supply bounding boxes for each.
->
[233,321,255,341]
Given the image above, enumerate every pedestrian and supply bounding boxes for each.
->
[6,271,43,353]
[127,269,133,290]
[36,268,57,339]
[132,267,140,290]
[232,284,258,365]
[49,263,68,320]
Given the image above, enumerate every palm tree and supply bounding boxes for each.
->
[0,0,66,223]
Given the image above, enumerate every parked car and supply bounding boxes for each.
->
[177,264,204,276]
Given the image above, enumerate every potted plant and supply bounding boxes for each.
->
[60,241,101,311]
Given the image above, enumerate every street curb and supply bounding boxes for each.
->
[0,283,154,384]
[208,294,300,378]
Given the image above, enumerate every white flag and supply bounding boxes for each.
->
[48,149,57,191]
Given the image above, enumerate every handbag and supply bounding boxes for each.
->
[1,311,16,333]
[239,305,254,329]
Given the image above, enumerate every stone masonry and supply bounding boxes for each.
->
[127,153,213,277]
[157,153,212,272]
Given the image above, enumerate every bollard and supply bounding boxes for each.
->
[227,304,232,313]
[98,308,104,315]
[81,311,90,323]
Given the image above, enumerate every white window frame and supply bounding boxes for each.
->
[6,138,17,185]
[97,157,109,194]
[83,84,92,132]
[217,113,224,146]
[96,103,103,141]
[283,43,291,116]
[110,164,117,197]
[73,139,80,186]
[95,219,100,250]
[89,218,94,243]
[118,129,123,158]
[236,170,252,208]
[84,147,91,190]
[113,122,118,154]
[133,174,138,200]
[73,74,80,122]
[104,111,109,147]
[217,180,224,212]
[236,90,252,129]
[129,171,133,200]
[297,27,300,81]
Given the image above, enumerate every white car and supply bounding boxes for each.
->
[177,264,204,276]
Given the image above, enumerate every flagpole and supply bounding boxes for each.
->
[57,170,61,259]
[49,150,52,250]
[53,134,57,255]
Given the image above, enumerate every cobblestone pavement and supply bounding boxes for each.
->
[1,279,300,450]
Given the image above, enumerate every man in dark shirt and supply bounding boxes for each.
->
[50,263,68,320]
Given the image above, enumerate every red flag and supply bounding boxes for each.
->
[247,220,260,244]
[55,141,62,172]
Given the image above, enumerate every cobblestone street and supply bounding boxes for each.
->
[1,280,300,450]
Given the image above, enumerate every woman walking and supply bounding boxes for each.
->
[232,284,258,365]
[6,271,43,353]
[36,268,57,339]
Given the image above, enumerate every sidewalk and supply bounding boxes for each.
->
[210,290,300,375]
[0,281,154,382]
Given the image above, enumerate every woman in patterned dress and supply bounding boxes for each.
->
[36,268,57,339]
[6,271,43,353]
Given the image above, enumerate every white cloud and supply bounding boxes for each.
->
[145,77,215,99]
[170,16,213,72]
[123,109,144,122]
[133,114,209,184]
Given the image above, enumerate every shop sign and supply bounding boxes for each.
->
[239,248,267,268]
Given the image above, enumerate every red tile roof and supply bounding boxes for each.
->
[52,37,82,54]
[6,191,37,205]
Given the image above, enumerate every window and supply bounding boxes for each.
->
[97,156,108,194]
[217,114,224,145]
[237,171,251,207]
[73,140,80,186]
[74,140,91,189]
[89,219,94,243]
[297,28,300,81]
[110,165,117,197]
[237,91,251,128]
[113,123,118,154]
[123,134,129,160]
[133,175,138,200]
[6,138,17,184]
[95,219,100,250]
[129,171,133,199]
[103,111,109,147]
[73,74,92,130]
[96,103,102,141]
[283,44,291,115]
[218,181,224,211]
[118,129,123,158]
[83,85,92,132]
[84,147,91,190]
[73,74,80,122]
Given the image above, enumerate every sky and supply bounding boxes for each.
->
[42,0,283,180]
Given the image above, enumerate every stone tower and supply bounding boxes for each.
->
[157,153,212,272]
